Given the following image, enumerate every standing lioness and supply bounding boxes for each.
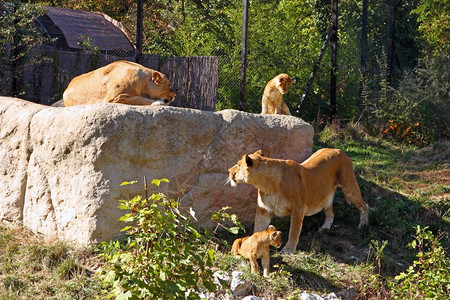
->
[62,60,176,107]
[228,148,369,253]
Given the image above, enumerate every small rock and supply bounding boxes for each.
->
[324,292,339,300]
[231,271,252,297]
[214,270,231,287]
[300,291,324,300]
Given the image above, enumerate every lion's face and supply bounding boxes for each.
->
[271,231,283,248]
[228,150,264,187]
[150,71,176,105]
[228,156,250,187]
[267,225,283,248]
[275,74,295,95]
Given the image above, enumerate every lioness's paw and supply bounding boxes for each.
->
[358,214,369,229]
[358,222,368,229]
[280,246,294,254]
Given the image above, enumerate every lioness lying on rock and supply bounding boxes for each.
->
[61,60,176,107]
[228,148,369,253]
[231,225,282,277]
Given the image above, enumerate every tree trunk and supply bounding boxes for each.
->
[387,0,402,83]
[330,0,338,121]
[358,0,368,113]
[297,27,332,115]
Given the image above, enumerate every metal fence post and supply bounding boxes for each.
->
[240,0,249,111]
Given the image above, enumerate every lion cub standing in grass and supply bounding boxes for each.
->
[231,225,282,277]
[261,73,295,115]
[228,148,369,253]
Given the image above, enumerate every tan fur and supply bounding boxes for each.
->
[231,225,282,277]
[62,60,176,107]
[261,73,295,115]
[228,148,369,253]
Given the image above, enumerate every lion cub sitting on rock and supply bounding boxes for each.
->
[261,73,295,115]
[231,225,282,277]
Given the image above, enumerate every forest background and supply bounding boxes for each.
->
[1,0,448,144]
[0,1,449,298]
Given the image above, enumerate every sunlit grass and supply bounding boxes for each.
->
[0,124,448,299]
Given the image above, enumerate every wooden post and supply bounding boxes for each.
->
[297,28,332,115]
[135,0,143,64]
[358,0,368,112]
[330,0,338,121]
[240,0,249,111]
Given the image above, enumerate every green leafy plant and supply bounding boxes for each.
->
[367,239,388,275]
[240,262,293,299]
[211,206,245,235]
[390,225,449,299]
[99,179,218,299]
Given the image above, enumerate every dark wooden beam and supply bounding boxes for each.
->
[135,0,143,64]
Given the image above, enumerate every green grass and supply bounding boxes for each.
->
[0,226,102,299]
[0,124,448,299]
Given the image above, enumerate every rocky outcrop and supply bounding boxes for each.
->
[0,97,313,246]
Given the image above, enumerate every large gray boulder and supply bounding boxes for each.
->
[0,97,313,246]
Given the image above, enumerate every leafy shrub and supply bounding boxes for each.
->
[390,225,449,299]
[364,55,449,145]
[0,1,50,97]
[317,120,369,145]
[382,120,421,145]
[99,179,220,299]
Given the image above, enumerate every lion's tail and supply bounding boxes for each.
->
[231,238,242,256]
[51,99,65,107]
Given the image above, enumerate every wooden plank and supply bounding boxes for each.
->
[22,47,217,110]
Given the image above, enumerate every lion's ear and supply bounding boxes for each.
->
[291,78,296,84]
[255,150,264,156]
[245,154,253,167]
[152,72,163,85]
[271,231,280,239]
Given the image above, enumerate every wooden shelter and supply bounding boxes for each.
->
[35,6,134,54]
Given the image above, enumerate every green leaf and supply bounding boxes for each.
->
[159,269,166,281]
[151,178,169,187]
[116,291,133,300]
[104,270,116,283]
[228,226,240,234]
[120,181,138,186]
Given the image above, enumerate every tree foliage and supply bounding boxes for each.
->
[0,1,49,97]
[413,0,450,54]
[5,0,449,142]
